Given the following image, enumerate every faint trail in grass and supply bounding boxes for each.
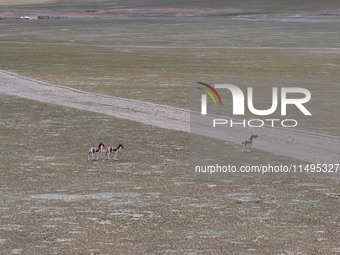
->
[3,42,340,54]
[0,69,339,164]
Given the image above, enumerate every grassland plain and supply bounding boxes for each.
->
[1,94,340,254]
[1,0,340,254]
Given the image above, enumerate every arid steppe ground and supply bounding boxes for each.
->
[0,1,340,254]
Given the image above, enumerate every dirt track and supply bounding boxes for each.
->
[0,69,339,164]
[0,70,190,132]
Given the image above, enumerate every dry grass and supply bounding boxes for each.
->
[0,4,340,254]
[1,95,340,254]
[1,19,340,111]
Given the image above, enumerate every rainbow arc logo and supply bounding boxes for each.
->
[197,82,222,115]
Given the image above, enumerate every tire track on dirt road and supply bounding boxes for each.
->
[1,70,339,164]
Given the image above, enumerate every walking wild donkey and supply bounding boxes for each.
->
[242,134,258,152]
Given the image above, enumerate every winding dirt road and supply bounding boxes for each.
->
[1,70,339,164]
